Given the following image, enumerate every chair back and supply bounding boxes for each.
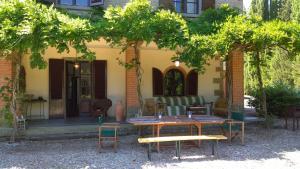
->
[98,114,105,125]
[231,111,244,121]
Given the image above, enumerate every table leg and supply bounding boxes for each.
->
[30,102,32,120]
[42,102,45,119]
[190,125,193,135]
[195,124,202,147]
[138,126,142,136]
[156,125,161,152]
[39,102,42,119]
[242,122,245,145]
[152,125,155,136]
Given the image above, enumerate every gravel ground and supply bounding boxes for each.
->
[0,120,299,169]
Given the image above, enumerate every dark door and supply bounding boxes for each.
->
[49,59,64,118]
[93,60,107,99]
[66,61,80,117]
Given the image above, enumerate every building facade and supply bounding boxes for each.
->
[0,0,244,120]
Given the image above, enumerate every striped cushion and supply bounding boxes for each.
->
[166,106,186,116]
[180,97,188,105]
[155,96,209,116]
[184,96,205,105]
[156,96,206,106]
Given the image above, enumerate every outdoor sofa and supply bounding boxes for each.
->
[154,96,212,116]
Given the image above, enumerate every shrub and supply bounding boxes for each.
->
[249,84,300,117]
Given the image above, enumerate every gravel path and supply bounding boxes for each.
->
[0,121,299,169]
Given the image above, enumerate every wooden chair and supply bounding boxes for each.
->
[98,115,120,152]
[222,111,245,145]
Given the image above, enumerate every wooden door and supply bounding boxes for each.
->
[49,59,64,118]
[93,60,107,99]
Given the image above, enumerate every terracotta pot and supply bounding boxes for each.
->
[115,100,124,122]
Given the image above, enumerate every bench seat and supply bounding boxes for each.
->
[138,135,227,161]
[138,135,227,143]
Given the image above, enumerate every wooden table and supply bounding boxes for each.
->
[25,98,47,119]
[128,115,226,152]
[186,106,207,115]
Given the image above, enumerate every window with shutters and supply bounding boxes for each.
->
[152,68,198,96]
[173,0,199,14]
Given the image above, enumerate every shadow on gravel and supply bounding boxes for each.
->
[0,120,299,169]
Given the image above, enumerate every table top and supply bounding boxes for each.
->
[24,98,47,102]
[127,115,226,126]
[187,106,206,109]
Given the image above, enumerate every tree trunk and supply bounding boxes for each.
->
[133,43,144,116]
[9,53,22,143]
[254,51,268,121]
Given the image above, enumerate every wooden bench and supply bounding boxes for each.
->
[138,135,227,161]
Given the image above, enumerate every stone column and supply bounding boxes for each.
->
[125,46,139,116]
[230,48,244,109]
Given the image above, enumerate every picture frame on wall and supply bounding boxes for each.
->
[90,0,104,6]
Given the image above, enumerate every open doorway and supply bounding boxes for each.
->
[65,61,92,118]
[49,59,107,120]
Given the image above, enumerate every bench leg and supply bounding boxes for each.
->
[212,141,215,156]
[148,143,152,161]
[175,141,181,160]
[212,140,219,157]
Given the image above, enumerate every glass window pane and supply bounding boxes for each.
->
[60,0,73,5]
[174,1,182,13]
[187,3,197,14]
[80,62,91,75]
[187,0,196,3]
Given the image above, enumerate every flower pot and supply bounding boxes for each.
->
[115,100,124,122]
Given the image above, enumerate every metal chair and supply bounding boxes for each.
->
[222,111,245,145]
[98,115,120,152]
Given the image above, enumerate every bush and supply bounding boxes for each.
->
[249,84,300,117]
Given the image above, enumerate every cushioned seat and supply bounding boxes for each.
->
[155,96,210,116]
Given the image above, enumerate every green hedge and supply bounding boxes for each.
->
[249,84,300,117]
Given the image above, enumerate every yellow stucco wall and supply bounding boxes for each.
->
[23,40,220,119]
[140,44,220,102]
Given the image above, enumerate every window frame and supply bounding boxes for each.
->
[58,0,90,6]
[173,0,199,15]
[163,68,185,96]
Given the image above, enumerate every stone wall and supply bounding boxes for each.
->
[216,0,243,10]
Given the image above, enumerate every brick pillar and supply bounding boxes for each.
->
[0,59,13,108]
[230,49,244,108]
[125,46,139,115]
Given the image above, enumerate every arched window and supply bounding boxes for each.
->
[164,69,185,96]
[152,67,198,96]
